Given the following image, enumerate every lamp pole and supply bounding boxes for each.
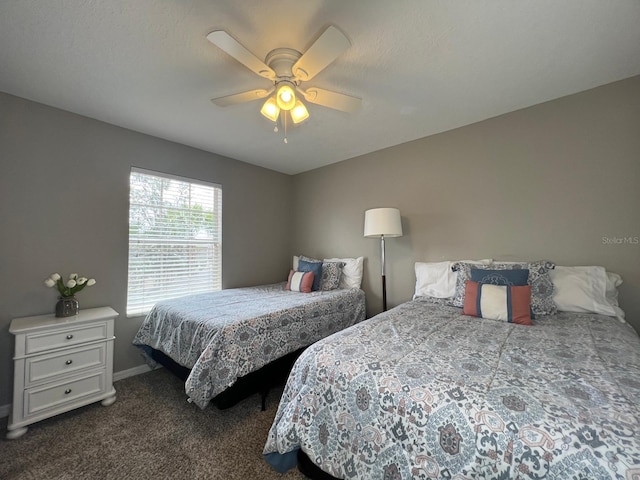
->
[380,234,387,311]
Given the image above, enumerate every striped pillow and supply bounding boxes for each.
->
[463,280,532,325]
[286,270,314,293]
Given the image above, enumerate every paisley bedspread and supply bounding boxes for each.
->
[264,297,640,479]
[132,283,365,409]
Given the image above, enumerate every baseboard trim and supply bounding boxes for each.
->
[113,364,156,382]
[0,364,158,419]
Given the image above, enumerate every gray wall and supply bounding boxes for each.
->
[0,93,293,407]
[2,75,639,409]
[291,76,640,331]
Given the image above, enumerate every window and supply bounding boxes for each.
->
[127,168,222,316]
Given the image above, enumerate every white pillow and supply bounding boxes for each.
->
[550,266,617,317]
[324,257,364,289]
[413,259,492,299]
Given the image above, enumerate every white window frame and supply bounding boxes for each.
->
[126,167,222,316]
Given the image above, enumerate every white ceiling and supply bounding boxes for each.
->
[1,1,639,175]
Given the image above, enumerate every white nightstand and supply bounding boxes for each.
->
[6,306,118,439]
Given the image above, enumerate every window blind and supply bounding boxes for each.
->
[127,168,222,316]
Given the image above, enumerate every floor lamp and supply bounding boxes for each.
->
[364,207,403,311]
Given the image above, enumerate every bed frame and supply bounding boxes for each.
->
[297,450,340,480]
[150,347,304,411]
[154,346,344,478]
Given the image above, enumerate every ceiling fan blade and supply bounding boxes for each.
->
[210,88,273,107]
[207,30,275,80]
[300,87,361,113]
[292,26,350,81]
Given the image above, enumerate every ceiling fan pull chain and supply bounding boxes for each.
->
[274,121,278,133]
[283,114,288,144]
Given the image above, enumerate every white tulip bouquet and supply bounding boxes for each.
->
[44,273,96,298]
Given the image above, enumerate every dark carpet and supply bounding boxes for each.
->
[0,368,307,479]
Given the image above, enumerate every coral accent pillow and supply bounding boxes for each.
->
[463,280,532,325]
[286,270,314,293]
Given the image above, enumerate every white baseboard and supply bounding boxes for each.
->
[113,363,156,382]
[1,364,158,418]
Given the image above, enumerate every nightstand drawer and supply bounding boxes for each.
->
[24,371,105,417]
[26,343,106,386]
[25,323,108,354]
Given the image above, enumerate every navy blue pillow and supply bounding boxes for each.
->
[470,268,529,286]
[297,259,323,291]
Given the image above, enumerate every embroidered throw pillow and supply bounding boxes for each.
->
[470,268,529,286]
[318,261,344,291]
[286,270,314,293]
[463,280,532,325]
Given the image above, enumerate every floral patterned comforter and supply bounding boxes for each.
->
[264,297,640,479]
[133,283,365,409]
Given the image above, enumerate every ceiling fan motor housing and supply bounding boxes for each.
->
[265,48,303,83]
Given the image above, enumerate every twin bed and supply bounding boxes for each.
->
[133,257,366,409]
[132,257,640,479]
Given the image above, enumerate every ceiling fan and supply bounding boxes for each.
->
[207,25,361,141]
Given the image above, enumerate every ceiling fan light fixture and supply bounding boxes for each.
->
[291,100,309,124]
[208,27,362,142]
[276,82,296,111]
[260,96,280,122]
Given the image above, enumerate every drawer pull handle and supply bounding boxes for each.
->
[65,360,73,365]
[66,334,74,340]
[64,389,72,395]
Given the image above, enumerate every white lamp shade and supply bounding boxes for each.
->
[364,208,403,237]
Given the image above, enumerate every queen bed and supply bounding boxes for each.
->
[133,257,366,410]
[264,261,640,479]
